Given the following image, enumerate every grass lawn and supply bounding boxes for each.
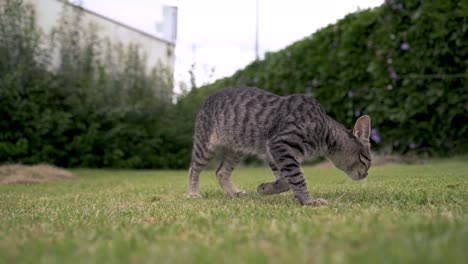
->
[0,158,467,264]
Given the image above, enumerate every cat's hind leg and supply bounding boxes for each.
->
[256,161,290,195]
[216,151,246,197]
[187,141,215,198]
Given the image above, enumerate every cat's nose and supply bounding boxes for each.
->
[357,172,368,179]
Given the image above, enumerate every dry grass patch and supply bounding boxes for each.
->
[0,164,76,185]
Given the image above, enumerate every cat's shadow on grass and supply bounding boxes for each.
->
[196,189,334,206]
[195,189,441,207]
[196,189,296,206]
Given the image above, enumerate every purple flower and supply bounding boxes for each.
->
[354,110,361,117]
[332,41,338,48]
[388,66,398,80]
[400,42,410,51]
[347,91,354,98]
[312,79,319,86]
[409,143,417,149]
[371,128,381,143]
[395,3,403,10]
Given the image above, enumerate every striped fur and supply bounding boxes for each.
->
[188,87,372,205]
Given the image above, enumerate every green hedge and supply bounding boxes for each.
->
[0,0,179,168]
[1,0,466,169]
[180,0,468,157]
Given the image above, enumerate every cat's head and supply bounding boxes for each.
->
[329,115,372,181]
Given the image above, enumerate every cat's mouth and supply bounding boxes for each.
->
[358,171,368,180]
[349,171,368,181]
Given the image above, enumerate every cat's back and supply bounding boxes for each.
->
[202,86,325,116]
[203,86,278,105]
[199,86,326,126]
[195,87,281,150]
[198,87,279,120]
[195,87,329,155]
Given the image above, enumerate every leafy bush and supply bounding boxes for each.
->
[180,0,468,157]
[1,0,466,169]
[0,0,177,168]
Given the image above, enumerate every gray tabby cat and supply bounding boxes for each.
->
[187,87,372,206]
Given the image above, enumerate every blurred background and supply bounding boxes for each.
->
[75,0,383,91]
[0,0,467,169]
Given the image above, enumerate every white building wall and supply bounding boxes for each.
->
[28,0,175,74]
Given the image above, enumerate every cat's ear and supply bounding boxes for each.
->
[353,115,371,142]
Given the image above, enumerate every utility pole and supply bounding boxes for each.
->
[255,0,259,60]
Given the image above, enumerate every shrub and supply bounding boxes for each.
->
[0,0,176,168]
[180,0,468,157]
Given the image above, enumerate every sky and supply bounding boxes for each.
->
[81,0,383,91]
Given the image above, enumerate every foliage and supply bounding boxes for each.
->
[1,0,466,169]
[0,160,467,263]
[0,0,176,168]
[180,0,468,158]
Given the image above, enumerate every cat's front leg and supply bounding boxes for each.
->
[257,161,290,195]
[256,179,290,195]
[268,141,327,206]
[298,197,328,206]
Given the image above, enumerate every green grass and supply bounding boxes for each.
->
[1,159,467,264]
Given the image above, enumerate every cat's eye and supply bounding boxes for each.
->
[358,153,369,169]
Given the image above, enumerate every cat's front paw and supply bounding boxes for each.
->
[257,180,290,195]
[256,182,271,195]
[234,190,248,197]
[187,193,203,199]
[301,198,328,207]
